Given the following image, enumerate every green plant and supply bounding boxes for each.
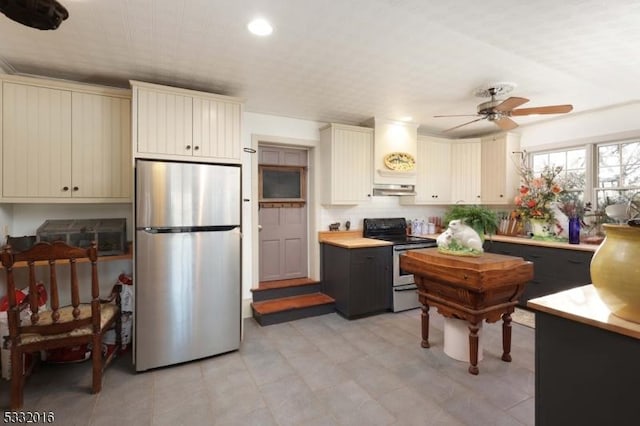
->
[443,205,499,238]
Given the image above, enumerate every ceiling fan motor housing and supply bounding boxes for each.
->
[0,0,69,30]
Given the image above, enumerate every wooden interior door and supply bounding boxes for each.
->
[258,146,308,281]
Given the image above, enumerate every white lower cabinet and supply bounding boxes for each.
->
[1,76,131,202]
[450,139,481,204]
[401,135,451,205]
[320,124,373,205]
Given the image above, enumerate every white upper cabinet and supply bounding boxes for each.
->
[72,92,132,199]
[135,88,193,157]
[450,138,482,204]
[1,75,131,202]
[401,135,451,205]
[132,81,242,164]
[320,124,373,205]
[481,133,521,204]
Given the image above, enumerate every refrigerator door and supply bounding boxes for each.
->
[135,228,241,371]
[136,159,241,228]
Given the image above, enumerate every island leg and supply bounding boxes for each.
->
[468,322,480,375]
[421,304,430,348]
[501,312,513,362]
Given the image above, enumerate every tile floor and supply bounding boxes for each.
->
[0,310,535,425]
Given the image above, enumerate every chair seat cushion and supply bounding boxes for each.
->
[19,304,118,346]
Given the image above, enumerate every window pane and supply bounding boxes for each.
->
[565,170,586,189]
[532,154,548,172]
[567,149,585,169]
[599,145,620,167]
[549,151,566,169]
[598,167,619,187]
[623,163,640,186]
[622,142,640,164]
[262,169,301,199]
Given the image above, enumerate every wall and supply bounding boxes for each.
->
[519,102,640,150]
[242,112,456,318]
[0,204,133,299]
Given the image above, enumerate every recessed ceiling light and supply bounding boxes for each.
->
[248,18,273,36]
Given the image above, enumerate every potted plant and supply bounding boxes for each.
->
[443,205,499,241]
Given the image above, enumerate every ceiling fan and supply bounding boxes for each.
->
[435,83,573,132]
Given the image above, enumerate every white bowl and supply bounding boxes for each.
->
[605,203,629,223]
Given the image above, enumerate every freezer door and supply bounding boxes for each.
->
[136,160,241,228]
[135,228,241,371]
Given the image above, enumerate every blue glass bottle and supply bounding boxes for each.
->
[568,216,581,244]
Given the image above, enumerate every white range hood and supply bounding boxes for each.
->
[364,118,419,187]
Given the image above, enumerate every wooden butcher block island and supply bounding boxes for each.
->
[400,248,533,374]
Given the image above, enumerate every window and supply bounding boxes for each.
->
[596,140,640,207]
[259,165,306,206]
[531,147,587,202]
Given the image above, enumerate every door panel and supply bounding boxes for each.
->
[258,146,308,282]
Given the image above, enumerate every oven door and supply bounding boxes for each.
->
[393,284,420,312]
[393,244,434,286]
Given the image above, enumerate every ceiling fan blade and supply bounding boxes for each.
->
[493,116,519,131]
[443,116,486,132]
[494,97,529,112]
[434,114,481,118]
[510,104,573,116]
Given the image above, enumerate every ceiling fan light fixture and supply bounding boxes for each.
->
[0,0,69,30]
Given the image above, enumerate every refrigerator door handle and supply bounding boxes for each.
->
[139,225,240,234]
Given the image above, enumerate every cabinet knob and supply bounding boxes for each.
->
[73,186,79,191]
[435,195,438,198]
[194,146,200,151]
[477,195,481,198]
[186,145,191,150]
[500,194,504,198]
[62,186,69,191]
[367,194,371,197]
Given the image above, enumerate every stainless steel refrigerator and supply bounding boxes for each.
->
[134,159,241,372]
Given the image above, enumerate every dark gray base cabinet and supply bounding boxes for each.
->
[483,241,593,307]
[321,244,392,319]
[535,313,639,426]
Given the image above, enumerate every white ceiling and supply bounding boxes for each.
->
[1,0,640,138]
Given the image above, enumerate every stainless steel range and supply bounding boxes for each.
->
[363,218,437,312]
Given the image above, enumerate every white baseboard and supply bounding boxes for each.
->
[242,298,253,319]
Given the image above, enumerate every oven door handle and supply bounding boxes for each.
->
[394,284,418,292]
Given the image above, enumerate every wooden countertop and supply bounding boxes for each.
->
[527,285,640,340]
[419,233,599,252]
[318,230,393,249]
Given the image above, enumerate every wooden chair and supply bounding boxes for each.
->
[0,241,121,410]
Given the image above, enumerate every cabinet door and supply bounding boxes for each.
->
[481,133,520,204]
[2,82,72,198]
[349,247,390,316]
[450,140,481,203]
[193,97,241,163]
[72,92,132,199]
[136,88,193,157]
[402,136,452,205]
[329,126,373,204]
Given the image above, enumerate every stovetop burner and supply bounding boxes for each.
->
[363,218,437,246]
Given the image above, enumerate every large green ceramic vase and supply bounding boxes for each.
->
[590,224,640,323]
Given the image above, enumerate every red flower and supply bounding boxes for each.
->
[527,200,536,208]
[519,186,529,194]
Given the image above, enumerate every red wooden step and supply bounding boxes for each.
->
[252,277,320,292]
[251,292,334,315]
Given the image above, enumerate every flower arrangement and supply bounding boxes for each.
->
[514,164,565,222]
